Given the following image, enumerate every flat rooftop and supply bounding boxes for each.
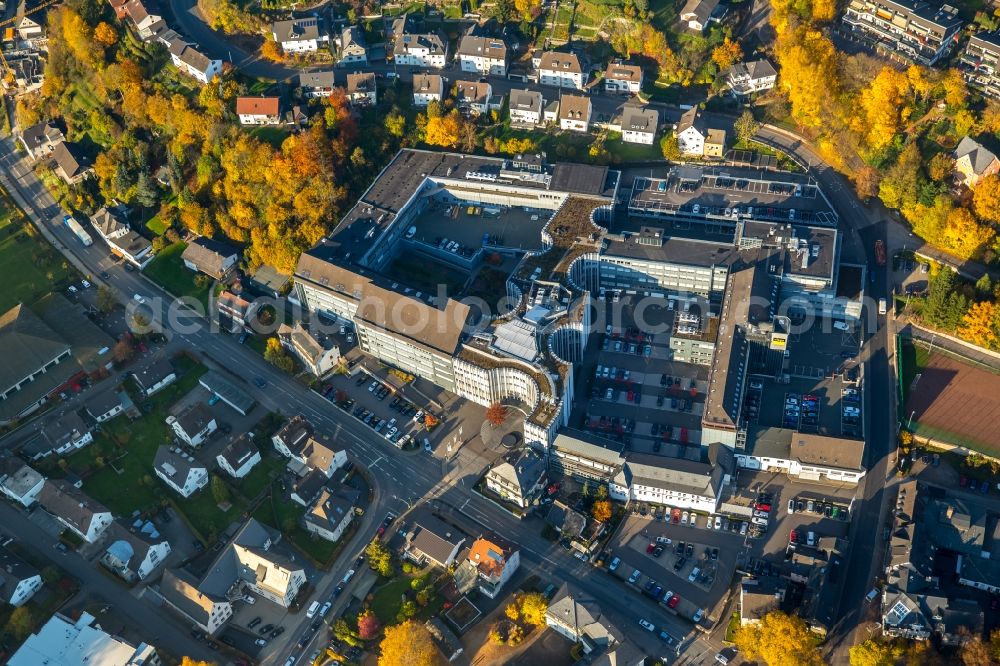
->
[749,427,866,471]
[741,222,838,281]
[326,150,619,270]
[628,166,836,226]
[602,230,740,267]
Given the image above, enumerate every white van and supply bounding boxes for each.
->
[306,601,320,618]
[878,298,888,315]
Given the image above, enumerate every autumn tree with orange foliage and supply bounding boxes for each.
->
[958,301,1000,350]
[94,22,117,48]
[261,38,284,62]
[711,38,743,71]
[425,110,462,147]
[486,403,508,427]
[180,658,215,666]
[591,499,612,522]
[378,620,437,666]
[973,175,1000,223]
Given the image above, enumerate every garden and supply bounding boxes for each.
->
[142,241,214,307]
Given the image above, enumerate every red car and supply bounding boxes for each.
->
[671,508,681,524]
[789,530,798,543]
[667,595,680,608]
[646,543,656,554]
[755,503,772,512]
[376,526,385,537]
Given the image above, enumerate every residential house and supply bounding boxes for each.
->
[0,457,45,507]
[740,576,785,625]
[271,415,347,477]
[538,51,586,89]
[338,26,368,64]
[558,94,592,132]
[236,96,282,126]
[621,105,658,145]
[132,358,177,398]
[303,486,361,543]
[0,546,42,607]
[272,17,329,53]
[298,71,336,98]
[680,0,721,31]
[99,520,171,582]
[85,390,128,423]
[954,135,1000,187]
[90,207,153,268]
[842,0,964,66]
[546,500,587,540]
[123,0,162,39]
[545,583,620,653]
[484,447,547,508]
[467,534,520,598]
[32,410,94,458]
[247,264,291,298]
[8,611,158,666]
[961,31,1000,99]
[276,321,341,377]
[216,290,258,333]
[216,435,261,479]
[16,16,44,40]
[509,89,544,126]
[154,446,209,498]
[456,35,508,75]
[393,31,448,68]
[198,519,306,607]
[109,0,130,20]
[290,469,331,507]
[726,59,778,98]
[413,73,444,107]
[181,237,239,280]
[51,142,93,185]
[168,41,223,84]
[676,107,726,157]
[604,62,643,94]
[166,403,217,448]
[346,72,377,106]
[0,304,74,425]
[19,121,64,161]
[403,510,467,568]
[426,617,464,662]
[160,569,233,635]
[454,80,493,115]
[37,480,113,544]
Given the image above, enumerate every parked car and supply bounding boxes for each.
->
[638,619,656,632]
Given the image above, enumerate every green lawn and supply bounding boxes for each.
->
[174,487,247,541]
[370,576,418,624]
[143,242,212,306]
[251,126,288,148]
[0,190,77,312]
[900,341,931,405]
[252,493,343,566]
[233,453,286,500]
[607,138,662,162]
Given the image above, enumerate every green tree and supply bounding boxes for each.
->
[264,337,294,373]
[6,606,34,640]
[976,274,993,295]
[332,618,363,647]
[734,110,761,146]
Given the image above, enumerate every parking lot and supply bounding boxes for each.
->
[411,200,551,254]
[571,296,709,450]
[743,373,862,439]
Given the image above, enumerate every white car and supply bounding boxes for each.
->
[133,294,145,304]
[628,569,641,584]
[242,595,255,605]
[638,619,655,632]
[80,279,91,289]
[655,536,672,545]
[306,601,320,618]
[714,516,722,530]
[609,557,621,571]
[255,638,268,647]
[320,601,332,617]
[751,516,768,527]
[753,510,769,519]
[693,608,704,622]
[681,511,689,525]
[788,499,795,514]
[342,569,356,585]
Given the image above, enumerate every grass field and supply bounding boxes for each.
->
[0,190,76,312]
[143,242,212,306]
[902,341,1000,455]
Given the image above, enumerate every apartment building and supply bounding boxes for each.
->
[467,534,520,598]
[216,435,261,479]
[393,31,447,67]
[339,26,368,64]
[484,448,547,508]
[842,0,963,65]
[961,31,1000,99]
[457,35,508,75]
[538,51,587,89]
[295,254,470,392]
[272,17,329,54]
[9,612,159,666]
[37,480,113,544]
[346,72,377,106]
[153,446,209,498]
[604,62,643,93]
[276,321,341,376]
[166,403,217,447]
[558,94,592,132]
[168,41,223,84]
[236,96,281,126]
[726,59,778,98]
